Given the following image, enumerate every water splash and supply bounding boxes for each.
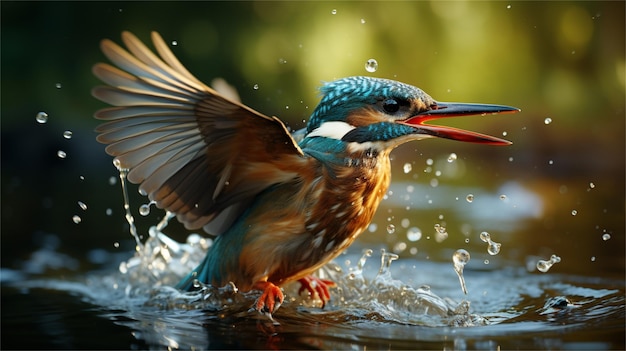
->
[453,249,470,294]
[114,158,142,249]
[93,162,490,327]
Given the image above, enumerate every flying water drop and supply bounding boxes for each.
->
[602,233,611,241]
[365,59,378,73]
[57,150,67,159]
[447,153,457,162]
[63,130,73,139]
[403,162,412,173]
[536,254,561,272]
[386,224,396,234]
[466,194,474,203]
[453,249,470,294]
[434,223,448,243]
[139,204,150,216]
[406,227,422,241]
[479,231,501,255]
[72,215,82,224]
[77,201,88,211]
[544,117,552,125]
[36,112,48,123]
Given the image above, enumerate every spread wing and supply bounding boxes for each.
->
[92,31,305,234]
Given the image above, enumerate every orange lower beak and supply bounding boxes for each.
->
[402,102,520,145]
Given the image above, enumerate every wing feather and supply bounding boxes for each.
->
[93,31,306,234]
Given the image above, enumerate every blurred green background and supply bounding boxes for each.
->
[1,1,624,279]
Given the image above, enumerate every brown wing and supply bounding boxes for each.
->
[92,31,305,234]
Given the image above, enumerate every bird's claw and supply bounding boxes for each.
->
[253,281,284,314]
[297,276,336,308]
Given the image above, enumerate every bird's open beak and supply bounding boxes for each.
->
[401,102,520,145]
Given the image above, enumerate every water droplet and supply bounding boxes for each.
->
[278,58,287,64]
[590,256,596,261]
[106,208,113,216]
[506,4,511,9]
[331,8,337,15]
[113,242,120,248]
[453,249,470,294]
[253,84,259,90]
[466,194,474,203]
[400,218,410,228]
[72,215,82,224]
[139,203,151,216]
[386,224,396,234]
[77,201,87,211]
[403,162,412,174]
[484,259,490,264]
[447,153,457,162]
[360,18,366,24]
[589,182,595,189]
[602,233,611,241]
[108,176,117,185]
[426,158,434,166]
[502,131,508,136]
[57,150,67,159]
[171,40,178,46]
[480,231,490,242]
[36,111,49,123]
[544,117,552,125]
[488,242,501,255]
[393,241,407,253]
[434,224,448,243]
[55,83,62,89]
[407,227,422,241]
[548,160,554,165]
[480,232,501,255]
[113,158,122,169]
[571,209,578,216]
[63,130,73,139]
[536,254,561,272]
[508,156,514,162]
[365,58,378,73]
[499,194,507,201]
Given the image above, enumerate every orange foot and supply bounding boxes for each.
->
[297,275,336,308]
[253,281,284,314]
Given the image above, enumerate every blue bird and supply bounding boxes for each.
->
[92,31,519,314]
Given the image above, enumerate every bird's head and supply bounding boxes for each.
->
[305,76,519,151]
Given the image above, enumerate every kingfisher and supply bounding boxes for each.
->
[92,31,519,314]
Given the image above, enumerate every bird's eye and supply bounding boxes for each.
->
[382,99,400,113]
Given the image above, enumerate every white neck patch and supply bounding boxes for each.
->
[307,121,355,140]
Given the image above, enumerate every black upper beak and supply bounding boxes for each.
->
[402,102,520,145]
